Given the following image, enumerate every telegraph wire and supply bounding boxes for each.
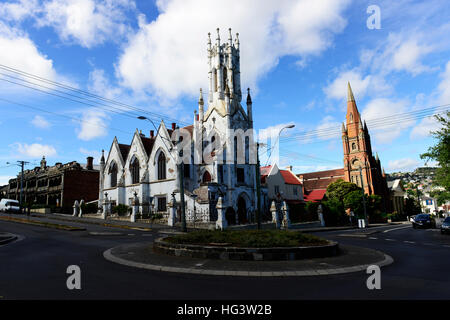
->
[0,64,190,126]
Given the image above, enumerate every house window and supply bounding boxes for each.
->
[218,164,224,183]
[157,152,166,180]
[237,167,245,183]
[157,197,167,212]
[130,157,140,184]
[274,185,280,195]
[293,186,298,196]
[183,163,190,178]
[109,162,118,187]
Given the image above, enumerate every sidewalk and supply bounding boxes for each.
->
[104,241,393,277]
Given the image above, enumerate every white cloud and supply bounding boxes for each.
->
[410,115,440,139]
[76,109,108,141]
[387,158,420,172]
[438,60,450,105]
[79,147,101,163]
[361,98,413,144]
[31,115,51,129]
[34,0,136,48]
[324,69,372,101]
[117,0,351,100]
[0,21,56,81]
[0,176,15,185]
[14,143,57,157]
[0,0,38,22]
[315,115,340,140]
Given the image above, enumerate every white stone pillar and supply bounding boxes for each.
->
[168,196,177,227]
[131,194,138,223]
[270,201,280,229]
[281,201,291,229]
[78,199,84,217]
[216,197,227,230]
[317,204,325,227]
[73,200,79,217]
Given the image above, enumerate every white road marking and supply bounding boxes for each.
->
[404,241,415,244]
[383,226,411,233]
[368,237,378,240]
[385,238,396,241]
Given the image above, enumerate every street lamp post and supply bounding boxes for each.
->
[256,124,295,230]
[359,166,368,227]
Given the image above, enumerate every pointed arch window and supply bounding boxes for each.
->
[157,152,166,180]
[130,157,140,184]
[109,162,118,188]
[202,171,211,183]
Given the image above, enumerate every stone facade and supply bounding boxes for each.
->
[99,29,258,226]
[5,156,99,213]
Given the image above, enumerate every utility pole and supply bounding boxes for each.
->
[255,142,262,230]
[359,166,368,227]
[7,160,29,213]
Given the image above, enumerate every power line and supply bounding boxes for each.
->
[0,64,190,126]
[0,97,133,136]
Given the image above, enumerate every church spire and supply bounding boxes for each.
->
[347,81,355,102]
[346,81,361,137]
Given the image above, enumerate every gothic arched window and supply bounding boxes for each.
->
[350,113,354,123]
[352,142,357,150]
[109,162,118,187]
[130,157,140,184]
[157,152,166,180]
[202,171,211,183]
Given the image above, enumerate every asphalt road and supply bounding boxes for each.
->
[0,218,449,300]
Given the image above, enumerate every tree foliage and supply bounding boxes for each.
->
[420,111,450,193]
[325,179,361,203]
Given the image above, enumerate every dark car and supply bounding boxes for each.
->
[412,214,434,229]
[441,217,450,234]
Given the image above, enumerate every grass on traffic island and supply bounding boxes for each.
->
[163,229,329,248]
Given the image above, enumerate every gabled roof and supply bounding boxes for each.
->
[140,136,155,157]
[280,170,302,185]
[260,165,302,185]
[298,168,344,180]
[303,189,327,202]
[118,143,131,161]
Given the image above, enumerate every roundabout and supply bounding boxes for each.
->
[103,230,393,277]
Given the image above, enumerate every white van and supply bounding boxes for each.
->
[0,199,21,213]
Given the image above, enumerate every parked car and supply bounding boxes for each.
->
[412,214,434,229]
[441,217,450,234]
[0,199,21,213]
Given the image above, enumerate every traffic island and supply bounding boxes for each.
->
[0,232,18,245]
[153,230,338,261]
[104,230,393,277]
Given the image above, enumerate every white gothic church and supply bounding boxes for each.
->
[99,28,258,226]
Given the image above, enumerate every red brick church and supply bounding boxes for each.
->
[297,82,389,204]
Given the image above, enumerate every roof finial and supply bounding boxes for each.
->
[347,81,355,102]
[246,88,252,104]
[198,88,204,105]
[341,122,346,132]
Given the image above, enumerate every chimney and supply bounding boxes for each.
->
[150,130,154,138]
[286,166,293,171]
[172,122,176,130]
[87,157,94,170]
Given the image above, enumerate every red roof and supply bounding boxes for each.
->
[280,170,302,185]
[303,189,327,202]
[260,165,302,185]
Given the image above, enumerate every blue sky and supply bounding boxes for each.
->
[0,0,449,185]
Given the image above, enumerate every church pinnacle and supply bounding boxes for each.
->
[347,81,355,102]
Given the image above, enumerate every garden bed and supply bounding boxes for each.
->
[153,230,339,261]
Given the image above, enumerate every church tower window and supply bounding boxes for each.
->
[109,162,118,187]
[157,152,166,180]
[130,157,140,184]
